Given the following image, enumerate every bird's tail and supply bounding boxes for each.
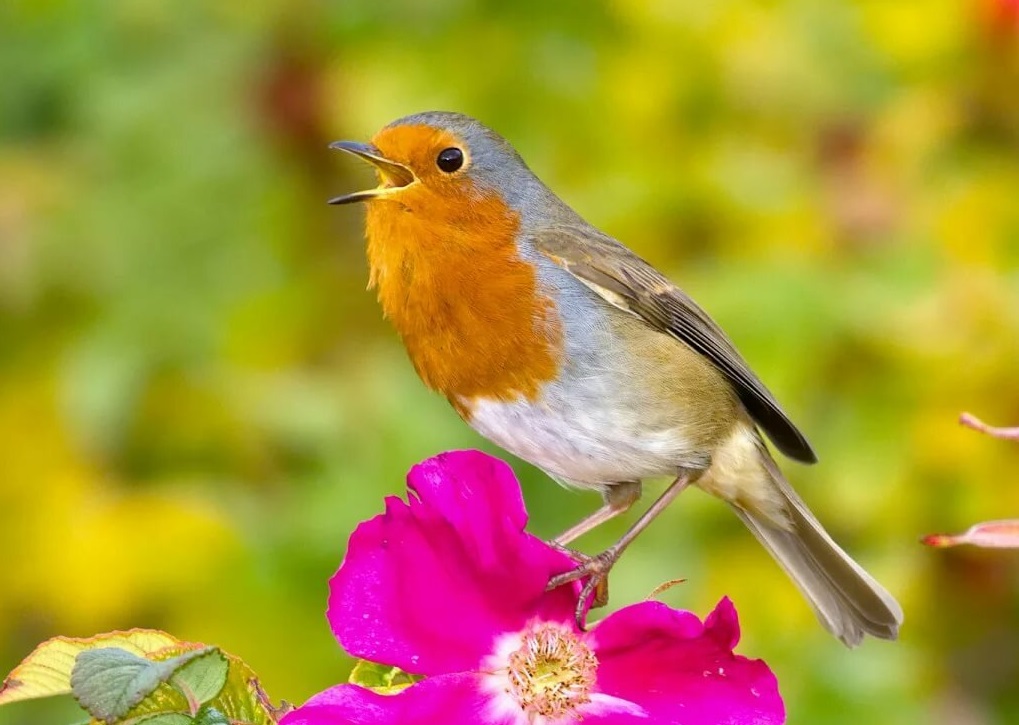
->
[729,447,903,647]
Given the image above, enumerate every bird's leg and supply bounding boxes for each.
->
[546,482,642,612]
[552,480,643,546]
[547,471,697,628]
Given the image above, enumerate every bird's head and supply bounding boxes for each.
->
[328,111,570,233]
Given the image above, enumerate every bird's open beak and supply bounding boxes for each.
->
[328,141,417,204]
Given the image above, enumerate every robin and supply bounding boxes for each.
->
[328,112,903,646]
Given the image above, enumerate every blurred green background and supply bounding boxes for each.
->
[2,0,1019,723]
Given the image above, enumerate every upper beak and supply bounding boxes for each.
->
[328,141,417,205]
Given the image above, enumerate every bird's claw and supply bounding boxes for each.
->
[545,545,619,629]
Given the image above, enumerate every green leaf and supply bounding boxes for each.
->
[135,715,193,725]
[200,652,279,724]
[170,650,228,710]
[348,660,419,695]
[71,646,216,722]
[0,630,182,707]
[193,705,230,725]
[2,629,280,725]
[117,648,278,725]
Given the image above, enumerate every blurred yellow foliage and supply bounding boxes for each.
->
[0,375,238,636]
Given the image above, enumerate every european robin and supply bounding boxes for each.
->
[328,112,903,646]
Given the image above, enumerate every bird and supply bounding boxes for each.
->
[327,111,903,646]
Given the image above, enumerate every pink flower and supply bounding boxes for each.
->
[283,451,784,725]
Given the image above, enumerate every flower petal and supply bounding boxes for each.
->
[959,412,1019,441]
[281,674,514,725]
[279,683,397,725]
[922,520,1019,548]
[589,598,784,725]
[576,693,649,723]
[329,450,580,675]
[406,451,529,569]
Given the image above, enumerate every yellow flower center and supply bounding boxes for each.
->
[505,622,597,720]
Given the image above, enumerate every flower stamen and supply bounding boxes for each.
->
[505,622,597,720]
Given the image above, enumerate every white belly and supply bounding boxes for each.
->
[465,393,709,489]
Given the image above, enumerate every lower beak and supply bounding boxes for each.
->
[328,141,417,205]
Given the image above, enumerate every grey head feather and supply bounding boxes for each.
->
[385,111,581,228]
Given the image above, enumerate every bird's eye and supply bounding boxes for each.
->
[436,147,464,173]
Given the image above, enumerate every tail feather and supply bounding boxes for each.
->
[733,451,903,647]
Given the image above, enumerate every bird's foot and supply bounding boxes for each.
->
[545,543,621,629]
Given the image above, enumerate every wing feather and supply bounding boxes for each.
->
[533,225,817,464]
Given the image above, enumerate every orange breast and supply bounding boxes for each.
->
[364,179,562,414]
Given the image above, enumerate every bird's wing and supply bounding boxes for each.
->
[532,224,817,464]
